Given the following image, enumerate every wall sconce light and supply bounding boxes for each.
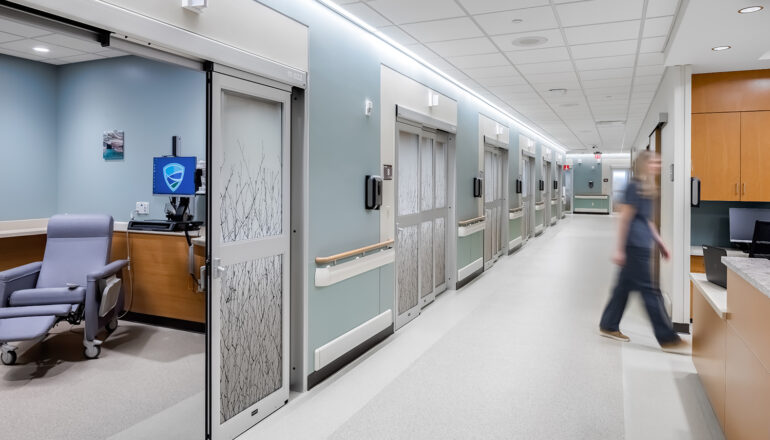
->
[182,0,207,13]
[495,124,504,136]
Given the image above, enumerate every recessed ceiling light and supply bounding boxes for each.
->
[511,18,524,24]
[33,46,50,53]
[738,6,763,13]
[547,88,568,95]
[711,45,731,51]
[512,36,548,47]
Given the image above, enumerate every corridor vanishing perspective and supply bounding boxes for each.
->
[243,215,724,440]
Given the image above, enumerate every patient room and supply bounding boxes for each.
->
[0,7,206,440]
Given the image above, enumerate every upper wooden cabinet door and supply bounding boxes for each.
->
[740,111,770,202]
[692,113,741,201]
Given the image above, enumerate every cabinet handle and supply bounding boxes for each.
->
[735,183,738,195]
[742,183,746,195]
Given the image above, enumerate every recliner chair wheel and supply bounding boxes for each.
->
[1,351,17,366]
[84,345,101,360]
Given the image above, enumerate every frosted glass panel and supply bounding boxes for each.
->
[419,221,433,298]
[434,217,445,288]
[220,92,282,243]
[397,225,418,314]
[220,255,282,423]
[435,142,446,208]
[398,131,419,216]
[420,137,433,211]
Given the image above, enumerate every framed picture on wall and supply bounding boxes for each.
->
[103,130,124,160]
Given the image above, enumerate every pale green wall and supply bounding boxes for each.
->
[457,231,483,269]
[509,217,522,240]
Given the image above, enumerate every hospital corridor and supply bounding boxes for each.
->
[1,0,769,439]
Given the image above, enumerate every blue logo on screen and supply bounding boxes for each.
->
[163,162,186,193]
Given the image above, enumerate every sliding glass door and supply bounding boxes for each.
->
[394,123,449,329]
[208,72,291,439]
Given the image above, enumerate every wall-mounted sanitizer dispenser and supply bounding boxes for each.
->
[473,177,483,198]
[553,180,558,190]
[539,180,545,191]
[365,175,383,210]
[588,180,594,189]
[516,179,522,194]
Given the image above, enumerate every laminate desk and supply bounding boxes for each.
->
[0,219,206,324]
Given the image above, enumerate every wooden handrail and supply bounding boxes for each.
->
[458,216,485,227]
[315,239,394,265]
[535,201,546,206]
[509,207,523,213]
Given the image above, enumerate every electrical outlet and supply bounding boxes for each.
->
[136,202,150,215]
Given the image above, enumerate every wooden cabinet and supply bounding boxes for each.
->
[740,111,770,202]
[724,325,770,440]
[692,287,726,429]
[692,113,741,201]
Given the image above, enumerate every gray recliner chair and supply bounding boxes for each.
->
[0,214,128,365]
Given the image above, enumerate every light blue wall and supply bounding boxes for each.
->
[508,129,521,209]
[56,56,205,221]
[0,55,59,220]
[573,156,602,195]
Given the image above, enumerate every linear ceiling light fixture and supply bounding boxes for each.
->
[315,0,568,154]
[33,46,50,53]
[711,45,732,51]
[738,6,763,13]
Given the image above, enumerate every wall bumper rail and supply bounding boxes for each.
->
[314,309,393,371]
[509,208,524,220]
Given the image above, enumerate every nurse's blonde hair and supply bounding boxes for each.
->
[632,150,658,198]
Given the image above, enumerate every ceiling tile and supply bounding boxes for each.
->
[642,16,673,38]
[95,48,126,58]
[457,0,549,14]
[488,84,537,94]
[403,44,441,61]
[448,52,510,68]
[564,20,641,45]
[366,0,465,24]
[378,25,419,46]
[516,60,574,74]
[0,17,51,38]
[524,70,578,84]
[634,74,662,85]
[55,53,105,64]
[582,77,633,89]
[0,31,22,44]
[636,52,664,65]
[580,67,634,81]
[473,6,558,35]
[476,75,528,86]
[492,28,565,52]
[570,40,638,59]
[634,64,664,76]
[506,46,570,64]
[556,0,644,27]
[574,54,635,70]
[427,37,497,57]
[343,3,391,27]
[401,17,483,42]
[639,36,666,53]
[646,0,680,18]
[463,64,520,78]
[0,39,82,58]
[34,33,103,53]
[0,46,44,61]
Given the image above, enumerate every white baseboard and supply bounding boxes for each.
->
[314,309,392,371]
[458,257,483,281]
[508,236,522,249]
[575,208,609,213]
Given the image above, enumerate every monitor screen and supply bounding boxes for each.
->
[153,156,197,195]
[729,208,770,243]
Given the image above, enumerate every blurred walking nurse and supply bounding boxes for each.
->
[599,150,685,351]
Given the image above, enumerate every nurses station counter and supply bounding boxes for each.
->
[691,257,770,439]
[0,218,206,324]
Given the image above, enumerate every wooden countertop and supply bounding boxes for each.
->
[0,219,202,239]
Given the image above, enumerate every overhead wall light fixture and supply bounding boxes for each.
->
[33,46,50,53]
[711,46,732,51]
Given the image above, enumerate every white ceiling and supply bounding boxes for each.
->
[332,0,682,152]
[0,15,125,65]
[666,0,770,74]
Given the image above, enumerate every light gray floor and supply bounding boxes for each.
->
[244,214,724,440]
[0,320,204,440]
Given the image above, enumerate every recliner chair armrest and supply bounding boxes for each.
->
[87,260,128,282]
[0,262,42,283]
[0,262,42,307]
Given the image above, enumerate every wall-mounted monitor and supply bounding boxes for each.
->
[153,156,197,195]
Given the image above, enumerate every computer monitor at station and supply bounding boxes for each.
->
[728,208,770,243]
[152,156,197,196]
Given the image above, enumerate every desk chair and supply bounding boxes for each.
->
[0,214,128,365]
[749,220,770,259]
